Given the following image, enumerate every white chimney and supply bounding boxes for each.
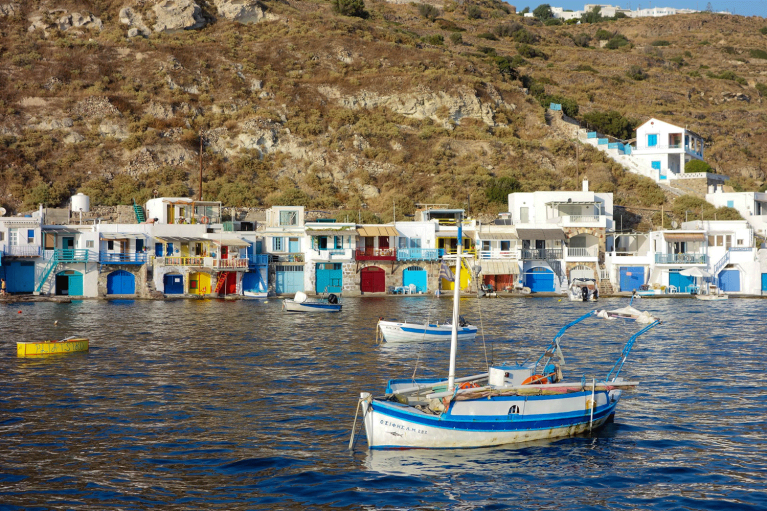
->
[582,179,589,192]
[708,185,714,194]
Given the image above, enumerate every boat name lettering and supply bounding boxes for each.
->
[380,420,427,435]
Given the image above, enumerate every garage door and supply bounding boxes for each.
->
[55,270,83,296]
[316,263,342,294]
[619,267,645,292]
[525,267,555,292]
[164,274,184,294]
[107,270,136,294]
[763,273,767,293]
[570,265,595,281]
[242,270,267,293]
[361,266,386,293]
[5,261,35,293]
[669,270,694,293]
[719,269,740,292]
[276,265,304,294]
[403,266,428,293]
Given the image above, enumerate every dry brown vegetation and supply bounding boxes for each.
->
[0,0,765,228]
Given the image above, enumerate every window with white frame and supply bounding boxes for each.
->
[27,229,35,243]
[273,237,284,251]
[410,238,421,249]
[279,211,297,226]
[86,240,94,248]
[9,228,18,246]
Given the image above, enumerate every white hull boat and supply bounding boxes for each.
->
[283,291,341,312]
[378,320,477,344]
[350,220,661,450]
[695,294,728,301]
[243,291,268,299]
[568,278,598,302]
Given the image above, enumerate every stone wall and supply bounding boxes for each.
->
[98,264,149,297]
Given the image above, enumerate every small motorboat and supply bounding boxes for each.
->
[283,291,342,312]
[243,290,268,299]
[568,278,598,302]
[17,336,89,357]
[695,293,728,301]
[377,316,478,344]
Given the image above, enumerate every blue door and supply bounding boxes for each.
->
[107,270,135,294]
[619,267,645,292]
[6,261,35,293]
[289,237,300,253]
[163,274,184,294]
[403,266,428,293]
[242,270,267,293]
[56,270,83,296]
[276,266,304,294]
[316,263,342,293]
[719,270,740,292]
[669,270,694,293]
[526,267,555,292]
[762,273,767,292]
[165,243,174,256]
[155,243,164,257]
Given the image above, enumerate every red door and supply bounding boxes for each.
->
[226,272,237,294]
[378,236,390,249]
[361,267,386,293]
[221,246,229,259]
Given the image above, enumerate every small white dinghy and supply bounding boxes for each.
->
[283,291,342,313]
[377,317,478,344]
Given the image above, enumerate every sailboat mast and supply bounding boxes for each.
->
[447,214,462,392]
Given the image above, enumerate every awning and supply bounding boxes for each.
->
[43,227,87,234]
[515,228,565,240]
[155,236,210,243]
[305,229,357,237]
[663,232,706,242]
[210,238,251,247]
[545,200,598,205]
[100,233,148,240]
[357,225,399,237]
[477,232,518,240]
[480,260,519,275]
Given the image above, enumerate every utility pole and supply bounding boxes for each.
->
[199,130,204,201]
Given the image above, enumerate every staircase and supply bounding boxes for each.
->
[133,200,146,223]
[598,264,614,296]
[214,272,230,294]
[35,252,61,293]
[713,250,730,276]
[546,259,568,292]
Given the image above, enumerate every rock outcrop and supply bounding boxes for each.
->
[28,10,103,34]
[213,0,278,23]
[119,7,151,38]
[153,0,207,32]
[0,3,19,16]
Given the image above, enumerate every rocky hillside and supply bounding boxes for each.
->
[0,0,765,227]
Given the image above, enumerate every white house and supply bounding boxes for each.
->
[304,219,357,295]
[259,206,306,296]
[145,197,222,225]
[632,118,706,181]
[705,188,767,238]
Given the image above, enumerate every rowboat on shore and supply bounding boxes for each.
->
[17,336,89,357]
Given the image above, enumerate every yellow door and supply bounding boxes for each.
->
[167,204,175,224]
[189,272,211,295]
[181,243,190,257]
[441,261,471,291]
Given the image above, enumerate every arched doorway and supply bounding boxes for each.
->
[163,273,184,294]
[107,270,135,295]
[361,266,386,293]
[189,272,211,295]
[55,270,83,296]
[569,265,595,281]
[525,267,555,293]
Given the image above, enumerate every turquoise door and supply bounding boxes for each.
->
[6,261,35,293]
[55,270,83,296]
[316,263,342,293]
[276,266,303,294]
[289,238,300,253]
[403,266,428,293]
[669,270,694,293]
[762,273,767,292]
[719,270,740,292]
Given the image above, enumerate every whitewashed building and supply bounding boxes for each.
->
[705,188,767,238]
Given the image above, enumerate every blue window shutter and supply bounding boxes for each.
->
[648,134,657,147]
[727,201,734,208]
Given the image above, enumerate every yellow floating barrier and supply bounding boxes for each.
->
[17,337,89,357]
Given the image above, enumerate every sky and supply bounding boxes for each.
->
[513,0,767,17]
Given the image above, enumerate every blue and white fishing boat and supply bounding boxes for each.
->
[377,318,477,344]
[283,291,342,313]
[350,221,661,450]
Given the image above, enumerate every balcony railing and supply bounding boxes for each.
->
[56,249,89,263]
[477,250,518,260]
[212,258,249,269]
[566,247,598,258]
[655,253,707,264]
[355,248,396,261]
[521,249,563,260]
[397,248,440,261]
[568,215,601,223]
[155,256,248,269]
[271,253,304,263]
[99,252,148,264]
[250,254,270,266]
[1,245,42,257]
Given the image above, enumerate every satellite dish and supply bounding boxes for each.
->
[671,220,679,228]
[0,207,6,216]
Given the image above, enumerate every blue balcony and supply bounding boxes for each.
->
[655,253,707,264]
[249,254,269,267]
[100,252,148,264]
[397,248,439,261]
[57,249,89,263]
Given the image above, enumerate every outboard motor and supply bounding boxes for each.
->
[581,286,589,302]
[327,293,339,304]
[593,288,598,301]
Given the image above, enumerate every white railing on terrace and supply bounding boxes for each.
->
[599,268,610,280]
[477,249,519,260]
[568,215,601,223]
[566,247,598,258]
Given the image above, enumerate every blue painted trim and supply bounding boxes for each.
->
[400,326,478,336]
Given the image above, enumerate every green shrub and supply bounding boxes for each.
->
[449,32,463,44]
[595,29,612,41]
[494,22,522,37]
[494,56,518,78]
[689,70,701,77]
[685,160,713,174]
[533,4,553,20]
[582,110,636,139]
[485,176,521,203]
[333,0,367,18]
[416,3,440,20]
[605,34,630,49]
[423,34,444,45]
[756,82,767,97]
[510,55,528,67]
[721,46,737,54]
[436,19,465,31]
[750,49,767,60]
[571,33,591,47]
[477,46,497,56]
[477,32,498,40]
[707,70,747,85]
[467,5,482,19]
[517,43,546,59]
[575,64,598,74]
[669,56,684,65]
[761,27,767,35]
[544,18,562,26]
[512,28,539,44]
[626,65,647,80]
[580,5,602,23]
[651,40,671,46]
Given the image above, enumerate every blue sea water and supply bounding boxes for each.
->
[1,296,766,510]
